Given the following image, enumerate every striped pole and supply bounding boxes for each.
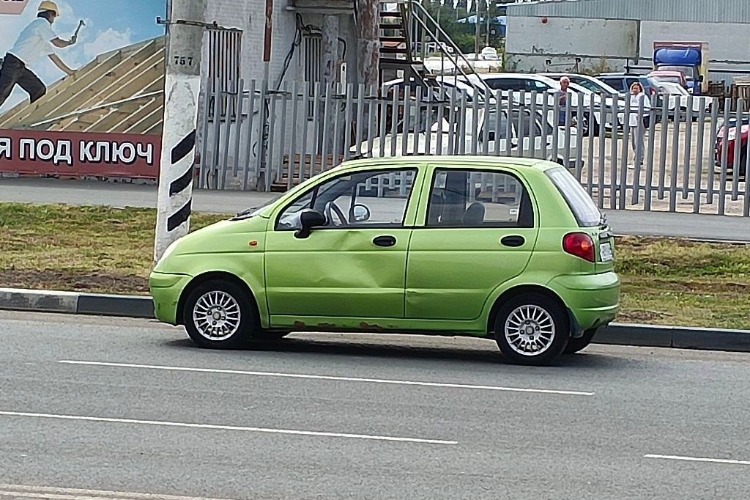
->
[154,0,207,263]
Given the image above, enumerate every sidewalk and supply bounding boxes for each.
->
[1,177,748,242]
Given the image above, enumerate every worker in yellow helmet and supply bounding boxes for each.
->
[0,1,77,107]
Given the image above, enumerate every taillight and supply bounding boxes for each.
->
[563,233,595,262]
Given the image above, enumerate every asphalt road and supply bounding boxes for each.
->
[1,177,748,242]
[2,311,750,499]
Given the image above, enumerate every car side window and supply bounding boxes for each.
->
[479,110,512,141]
[603,78,625,92]
[510,109,542,137]
[529,80,550,92]
[426,169,534,228]
[276,169,417,230]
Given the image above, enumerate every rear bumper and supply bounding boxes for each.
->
[548,272,621,331]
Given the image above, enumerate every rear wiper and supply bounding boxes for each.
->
[599,212,608,228]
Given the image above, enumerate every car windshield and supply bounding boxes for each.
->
[234,193,286,219]
[652,75,683,86]
[572,78,618,95]
[659,83,689,96]
[658,65,697,81]
[545,167,602,227]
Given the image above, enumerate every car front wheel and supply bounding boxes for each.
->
[182,279,257,349]
[494,293,569,365]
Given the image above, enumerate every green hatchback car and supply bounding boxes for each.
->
[150,156,620,365]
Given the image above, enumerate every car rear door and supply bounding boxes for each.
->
[405,165,539,321]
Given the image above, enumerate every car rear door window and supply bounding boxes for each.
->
[427,169,534,228]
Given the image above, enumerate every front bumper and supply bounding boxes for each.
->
[149,271,192,325]
[548,272,621,331]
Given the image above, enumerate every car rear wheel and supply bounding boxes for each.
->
[564,328,598,354]
[182,280,257,349]
[493,293,569,366]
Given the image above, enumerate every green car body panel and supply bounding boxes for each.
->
[150,156,620,339]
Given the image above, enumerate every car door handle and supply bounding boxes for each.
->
[373,235,397,247]
[500,235,525,247]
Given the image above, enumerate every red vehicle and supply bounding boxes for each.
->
[715,119,749,180]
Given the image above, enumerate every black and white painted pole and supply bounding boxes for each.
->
[154,0,207,263]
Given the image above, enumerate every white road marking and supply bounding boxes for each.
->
[0,483,236,499]
[59,360,595,397]
[0,411,456,446]
[645,454,750,466]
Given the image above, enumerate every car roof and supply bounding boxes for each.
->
[337,155,556,172]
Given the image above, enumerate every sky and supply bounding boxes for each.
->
[0,0,167,113]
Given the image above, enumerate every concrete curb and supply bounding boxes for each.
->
[0,288,153,319]
[2,288,750,353]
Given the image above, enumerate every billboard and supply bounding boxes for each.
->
[0,0,167,179]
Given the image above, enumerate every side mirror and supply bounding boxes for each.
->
[352,204,371,223]
[294,209,326,239]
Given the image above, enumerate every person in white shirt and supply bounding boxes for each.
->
[628,82,651,168]
[0,1,76,107]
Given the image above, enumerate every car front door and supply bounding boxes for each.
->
[265,167,421,325]
[406,167,539,321]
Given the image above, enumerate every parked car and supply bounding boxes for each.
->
[715,118,749,181]
[458,73,597,134]
[566,82,626,130]
[648,70,689,90]
[149,156,621,365]
[596,73,663,127]
[596,73,661,98]
[541,72,621,96]
[655,81,712,118]
[352,102,580,168]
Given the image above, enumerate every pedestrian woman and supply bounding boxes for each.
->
[628,82,651,168]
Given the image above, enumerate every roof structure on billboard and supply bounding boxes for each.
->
[0,36,165,134]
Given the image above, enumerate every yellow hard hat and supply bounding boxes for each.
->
[38,1,60,16]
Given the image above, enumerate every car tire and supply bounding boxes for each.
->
[493,293,569,366]
[182,279,258,349]
[564,328,598,355]
[588,114,600,136]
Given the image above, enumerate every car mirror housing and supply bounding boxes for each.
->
[295,209,327,239]
[352,204,371,222]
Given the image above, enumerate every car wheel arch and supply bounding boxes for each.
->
[486,285,570,336]
[177,271,260,327]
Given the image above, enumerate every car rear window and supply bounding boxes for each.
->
[545,167,602,227]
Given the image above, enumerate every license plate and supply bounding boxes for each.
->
[600,241,613,262]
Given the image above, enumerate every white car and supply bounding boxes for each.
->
[541,73,621,96]
[457,73,615,134]
[352,104,580,168]
[656,81,713,118]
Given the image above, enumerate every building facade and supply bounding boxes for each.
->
[505,0,750,83]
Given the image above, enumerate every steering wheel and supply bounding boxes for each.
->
[324,201,347,227]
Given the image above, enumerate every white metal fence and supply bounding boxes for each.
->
[197,80,750,217]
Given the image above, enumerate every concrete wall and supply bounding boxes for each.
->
[505,16,638,73]
[198,2,358,190]
[639,21,750,81]
[507,15,750,82]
